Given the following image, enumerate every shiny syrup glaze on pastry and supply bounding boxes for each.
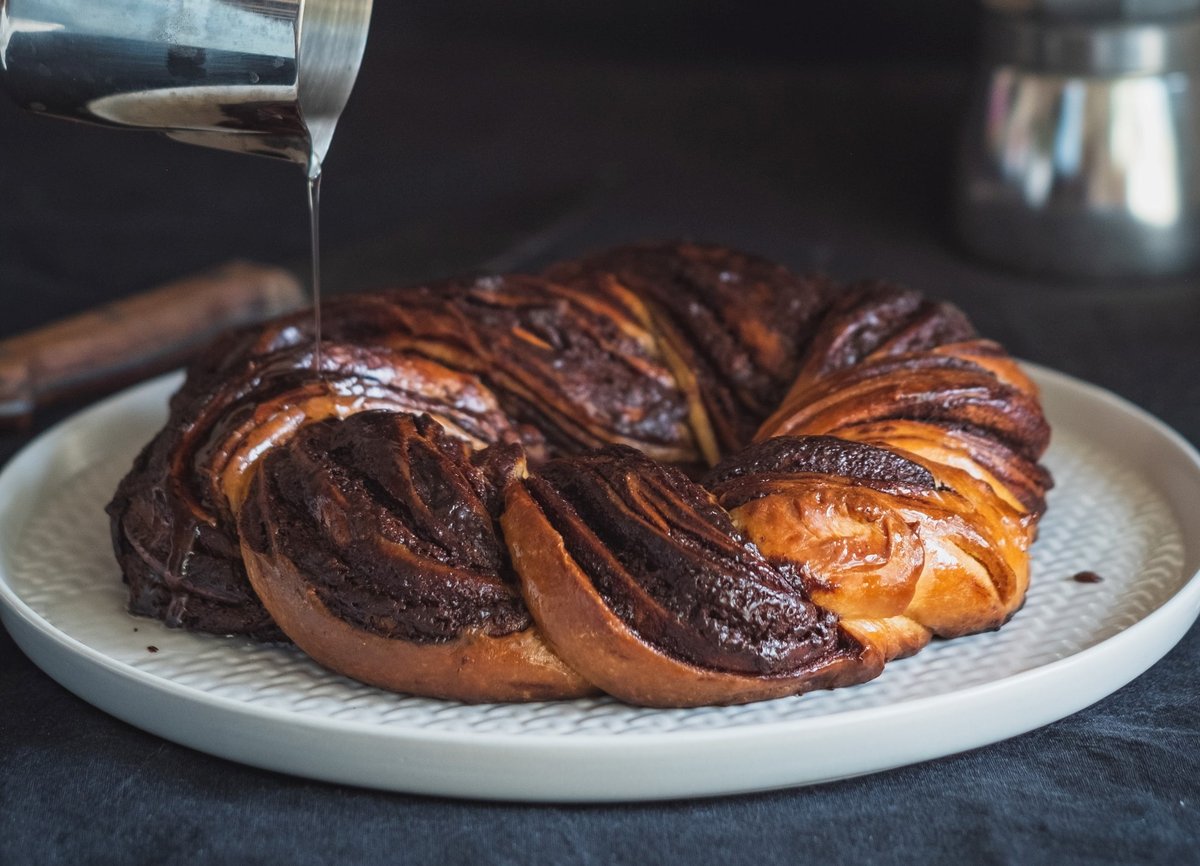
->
[545,242,833,458]
[108,337,519,638]
[522,445,843,675]
[108,241,1053,706]
[239,412,530,642]
[368,275,698,461]
[705,435,937,501]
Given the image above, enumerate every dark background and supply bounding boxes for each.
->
[2,2,1199,864]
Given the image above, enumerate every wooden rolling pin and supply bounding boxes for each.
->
[0,261,305,430]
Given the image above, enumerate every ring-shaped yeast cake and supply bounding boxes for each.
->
[108,242,1052,706]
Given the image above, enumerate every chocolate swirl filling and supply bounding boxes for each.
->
[798,281,976,378]
[706,435,937,509]
[521,445,841,676]
[545,241,831,451]
[774,353,1051,461]
[370,275,696,462]
[107,240,1054,679]
[107,339,516,639]
[240,412,531,643]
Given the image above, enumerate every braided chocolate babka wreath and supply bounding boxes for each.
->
[108,242,1052,707]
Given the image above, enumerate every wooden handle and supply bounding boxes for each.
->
[0,261,305,428]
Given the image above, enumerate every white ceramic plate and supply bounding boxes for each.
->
[2,366,1199,802]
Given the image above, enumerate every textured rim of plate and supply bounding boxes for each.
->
[2,364,1199,802]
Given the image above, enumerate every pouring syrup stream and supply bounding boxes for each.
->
[307,157,323,376]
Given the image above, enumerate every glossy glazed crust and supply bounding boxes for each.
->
[233,411,596,702]
[108,241,1053,706]
[502,484,877,707]
[107,341,519,639]
[738,335,1051,656]
[545,241,832,461]
[240,508,594,702]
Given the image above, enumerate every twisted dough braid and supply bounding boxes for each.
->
[108,242,1051,706]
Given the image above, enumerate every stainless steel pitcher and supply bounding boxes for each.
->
[0,0,373,176]
[955,1,1200,277]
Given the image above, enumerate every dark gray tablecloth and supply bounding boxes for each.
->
[2,5,1198,863]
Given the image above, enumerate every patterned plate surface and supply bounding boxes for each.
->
[2,366,1199,801]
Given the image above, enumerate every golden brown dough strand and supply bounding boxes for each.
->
[743,305,1051,660]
